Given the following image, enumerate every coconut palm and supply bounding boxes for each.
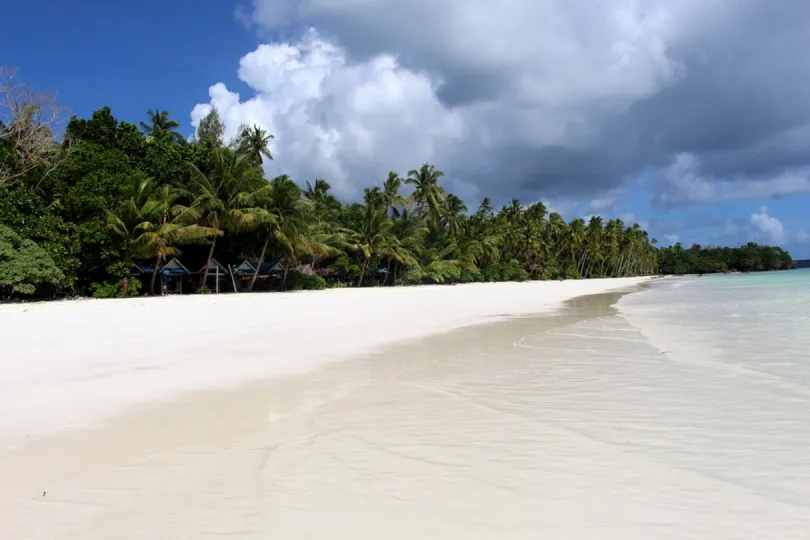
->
[382,172,408,218]
[443,194,468,237]
[139,109,183,142]
[107,177,219,295]
[304,178,340,222]
[248,175,310,291]
[340,202,410,287]
[180,149,266,287]
[406,163,446,231]
[234,124,274,166]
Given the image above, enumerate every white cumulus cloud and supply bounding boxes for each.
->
[749,206,785,243]
[191,30,467,200]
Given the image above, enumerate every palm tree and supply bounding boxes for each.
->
[180,149,266,288]
[304,178,340,222]
[107,177,219,295]
[406,163,446,231]
[389,208,427,285]
[583,216,604,277]
[248,175,310,291]
[235,124,274,166]
[443,194,467,236]
[382,172,408,218]
[568,218,587,276]
[139,109,183,142]
[340,202,408,286]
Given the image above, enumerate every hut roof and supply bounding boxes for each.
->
[199,258,227,275]
[162,257,190,275]
[233,259,283,276]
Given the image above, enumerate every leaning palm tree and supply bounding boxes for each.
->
[139,109,184,142]
[179,149,266,287]
[234,124,274,166]
[248,175,311,291]
[406,163,447,231]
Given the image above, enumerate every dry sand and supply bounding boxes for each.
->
[0,278,647,442]
[0,278,659,539]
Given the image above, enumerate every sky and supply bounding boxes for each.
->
[3,0,810,257]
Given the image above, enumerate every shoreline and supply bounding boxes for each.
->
[1,277,649,443]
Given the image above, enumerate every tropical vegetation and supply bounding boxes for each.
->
[0,70,795,300]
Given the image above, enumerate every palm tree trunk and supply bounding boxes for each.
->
[201,238,217,288]
[149,255,161,295]
[281,265,289,290]
[249,234,270,292]
[358,259,368,287]
[120,277,130,297]
[385,259,393,286]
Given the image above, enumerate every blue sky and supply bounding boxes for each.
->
[3,0,809,258]
[2,0,254,132]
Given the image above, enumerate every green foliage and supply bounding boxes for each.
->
[482,260,530,282]
[0,224,67,297]
[196,284,212,295]
[91,278,142,298]
[657,242,794,274]
[195,108,225,147]
[288,271,327,291]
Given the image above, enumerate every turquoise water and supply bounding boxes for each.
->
[619,269,810,386]
[614,270,810,532]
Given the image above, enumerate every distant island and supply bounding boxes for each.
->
[657,242,794,275]
[795,260,810,269]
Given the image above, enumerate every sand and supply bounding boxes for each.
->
[0,278,671,539]
[0,277,647,442]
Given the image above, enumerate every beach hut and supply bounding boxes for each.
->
[198,258,231,293]
[130,262,146,277]
[232,259,283,291]
[160,258,190,294]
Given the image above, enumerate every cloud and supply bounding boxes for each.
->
[655,153,810,207]
[191,30,466,200]
[198,0,810,206]
[749,206,785,243]
[663,234,680,246]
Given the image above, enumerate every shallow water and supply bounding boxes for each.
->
[3,280,810,539]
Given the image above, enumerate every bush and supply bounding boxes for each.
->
[482,260,530,282]
[0,225,68,298]
[196,284,212,295]
[458,268,483,283]
[91,277,142,298]
[288,272,326,291]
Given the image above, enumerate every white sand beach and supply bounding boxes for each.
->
[8,275,809,539]
[0,278,647,442]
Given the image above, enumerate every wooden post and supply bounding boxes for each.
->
[229,265,238,293]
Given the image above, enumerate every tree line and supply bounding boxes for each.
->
[657,242,794,275]
[0,69,794,300]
